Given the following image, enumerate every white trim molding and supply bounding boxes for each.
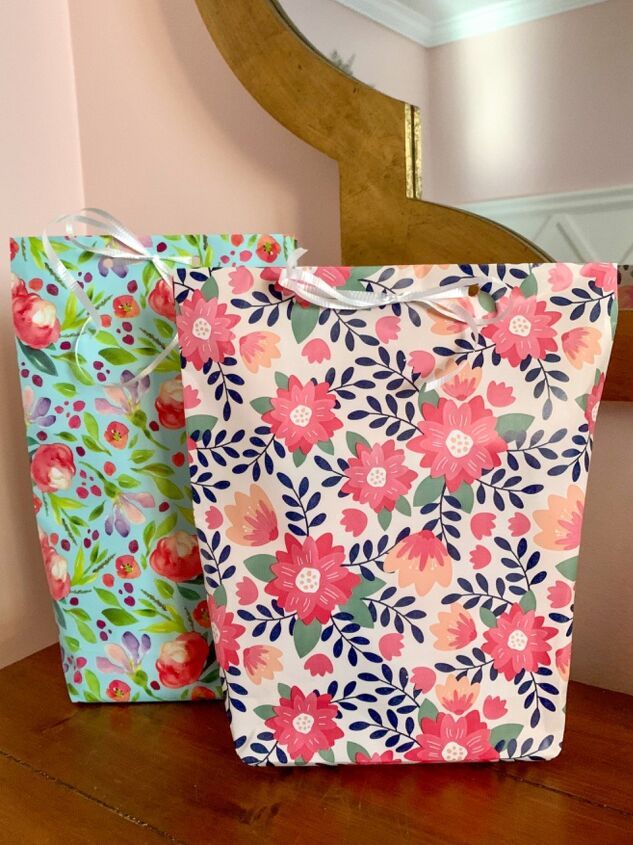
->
[333,0,608,47]
[461,185,633,263]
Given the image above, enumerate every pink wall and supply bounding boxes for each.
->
[427,0,633,204]
[1,0,632,694]
[0,0,84,667]
[67,0,340,263]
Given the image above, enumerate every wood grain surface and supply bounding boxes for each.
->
[0,646,631,844]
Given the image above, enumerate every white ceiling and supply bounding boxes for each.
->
[333,0,609,46]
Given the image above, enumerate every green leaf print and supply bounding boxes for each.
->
[520,273,538,297]
[346,431,370,455]
[489,723,523,750]
[102,608,137,626]
[413,475,445,508]
[496,413,535,442]
[54,382,77,398]
[346,742,370,763]
[556,556,578,581]
[418,698,439,722]
[17,339,58,376]
[99,347,137,365]
[201,274,219,301]
[244,554,276,582]
[291,304,319,343]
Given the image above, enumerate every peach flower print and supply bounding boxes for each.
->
[225,484,278,546]
[562,327,601,369]
[430,604,477,651]
[436,675,480,715]
[533,484,584,551]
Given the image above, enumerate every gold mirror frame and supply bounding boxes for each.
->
[195,0,630,400]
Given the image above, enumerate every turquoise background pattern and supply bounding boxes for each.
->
[10,231,294,702]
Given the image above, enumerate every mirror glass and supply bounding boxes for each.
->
[279,0,633,288]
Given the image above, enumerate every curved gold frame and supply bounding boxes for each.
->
[195,0,630,399]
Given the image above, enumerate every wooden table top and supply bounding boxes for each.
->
[0,645,631,844]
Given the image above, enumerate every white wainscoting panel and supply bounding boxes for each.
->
[461,185,633,263]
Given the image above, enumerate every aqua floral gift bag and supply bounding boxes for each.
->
[10,209,295,703]
[176,259,617,764]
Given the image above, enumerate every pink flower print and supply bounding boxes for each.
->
[304,653,334,677]
[302,338,331,364]
[342,439,416,513]
[148,278,176,320]
[581,263,617,293]
[355,750,401,764]
[262,376,342,455]
[556,644,572,680]
[547,264,573,292]
[236,576,259,606]
[205,506,223,529]
[482,603,556,680]
[470,545,491,569]
[411,667,436,693]
[30,443,75,493]
[408,350,435,378]
[483,695,507,720]
[229,266,254,294]
[177,291,240,369]
[265,533,360,625]
[106,680,131,702]
[183,384,201,410]
[340,508,367,538]
[548,580,573,609]
[379,633,404,660]
[208,597,245,670]
[11,279,61,349]
[375,315,400,343]
[508,512,531,537]
[408,397,507,493]
[481,288,561,367]
[471,512,495,539]
[584,373,605,433]
[405,711,499,763]
[266,687,343,763]
[486,381,515,407]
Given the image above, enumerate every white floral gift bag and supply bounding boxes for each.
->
[174,260,617,765]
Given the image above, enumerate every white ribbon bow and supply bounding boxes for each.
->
[279,249,497,389]
[42,208,196,387]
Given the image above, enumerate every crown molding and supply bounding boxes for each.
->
[333,0,608,47]
[333,0,433,46]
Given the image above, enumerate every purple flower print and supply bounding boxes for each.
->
[95,370,150,417]
[96,631,151,676]
[22,388,56,427]
[97,236,154,278]
[104,490,155,537]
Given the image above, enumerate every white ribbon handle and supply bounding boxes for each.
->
[280,250,496,390]
[41,208,195,387]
